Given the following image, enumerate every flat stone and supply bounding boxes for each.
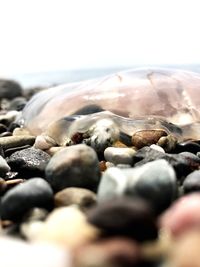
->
[45,144,101,192]
[0,135,35,150]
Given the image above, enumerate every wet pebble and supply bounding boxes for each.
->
[104,147,136,165]
[54,187,97,210]
[98,159,177,214]
[7,147,50,178]
[0,155,10,177]
[0,177,54,221]
[183,170,200,194]
[87,196,158,242]
[45,144,101,192]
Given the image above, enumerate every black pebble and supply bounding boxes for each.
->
[87,196,158,242]
[0,177,54,221]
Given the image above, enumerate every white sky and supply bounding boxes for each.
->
[0,0,200,75]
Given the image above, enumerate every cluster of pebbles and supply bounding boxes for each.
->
[0,76,200,267]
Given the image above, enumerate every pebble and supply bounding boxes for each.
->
[7,147,51,178]
[133,146,198,179]
[0,155,10,177]
[159,193,200,237]
[0,79,23,99]
[104,147,136,165]
[175,141,200,154]
[74,237,141,267]
[0,123,8,133]
[0,135,35,150]
[87,196,158,242]
[132,129,167,149]
[8,96,27,111]
[157,134,177,152]
[98,159,177,214]
[183,170,200,194]
[150,144,165,153]
[0,177,54,221]
[54,187,97,210]
[22,206,99,248]
[0,110,20,126]
[45,144,101,192]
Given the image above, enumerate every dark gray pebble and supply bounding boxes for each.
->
[174,141,200,154]
[183,170,200,194]
[0,178,54,221]
[45,144,101,192]
[87,196,158,242]
[0,79,23,99]
[7,147,50,178]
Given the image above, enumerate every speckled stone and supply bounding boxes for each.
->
[183,170,200,194]
[87,196,158,242]
[104,147,136,165]
[0,178,54,221]
[45,144,101,192]
[54,187,97,209]
[7,147,50,178]
[0,155,10,177]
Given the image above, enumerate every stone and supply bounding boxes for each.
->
[87,196,158,242]
[132,129,167,149]
[98,159,177,214]
[7,147,50,178]
[54,187,97,209]
[159,193,200,237]
[0,155,10,177]
[150,144,165,153]
[183,170,200,194]
[23,206,99,248]
[133,146,198,179]
[0,135,35,150]
[0,110,20,126]
[45,144,101,192]
[157,134,177,152]
[0,79,23,99]
[74,238,141,267]
[0,177,54,221]
[104,147,136,165]
[175,141,200,154]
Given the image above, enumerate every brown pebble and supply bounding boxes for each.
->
[0,136,35,149]
[132,129,167,149]
[112,140,128,148]
[157,134,177,152]
[54,187,97,210]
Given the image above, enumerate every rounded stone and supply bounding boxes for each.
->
[0,79,23,99]
[132,129,167,149]
[0,135,35,150]
[0,177,54,221]
[54,187,97,209]
[7,147,51,178]
[183,170,200,194]
[104,147,135,165]
[87,196,158,242]
[45,144,101,192]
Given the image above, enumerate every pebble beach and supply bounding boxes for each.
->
[0,71,200,267]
